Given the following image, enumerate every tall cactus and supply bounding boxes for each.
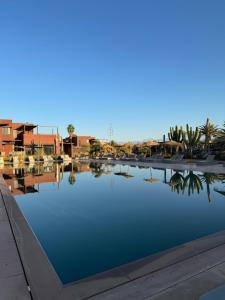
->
[168,125,183,142]
[182,124,201,158]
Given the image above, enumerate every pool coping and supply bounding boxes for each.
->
[1,162,225,299]
[0,176,31,300]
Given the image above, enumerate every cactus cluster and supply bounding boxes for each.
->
[168,126,183,142]
[182,124,201,157]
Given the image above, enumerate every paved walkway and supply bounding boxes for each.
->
[0,176,31,300]
[90,242,225,300]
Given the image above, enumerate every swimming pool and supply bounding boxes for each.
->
[4,162,225,284]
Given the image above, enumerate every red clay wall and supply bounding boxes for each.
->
[23,133,57,145]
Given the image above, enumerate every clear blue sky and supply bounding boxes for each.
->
[1,0,225,141]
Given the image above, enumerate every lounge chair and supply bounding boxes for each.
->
[196,155,220,166]
[13,156,19,165]
[162,154,184,164]
[28,156,35,164]
[64,155,71,162]
[0,157,4,165]
[47,155,54,163]
[43,155,49,163]
[146,153,163,162]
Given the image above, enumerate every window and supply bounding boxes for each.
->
[13,130,17,138]
[2,127,10,135]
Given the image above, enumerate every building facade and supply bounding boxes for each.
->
[63,135,95,156]
[0,119,60,156]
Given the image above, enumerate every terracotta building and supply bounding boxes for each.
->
[0,119,60,156]
[63,135,95,156]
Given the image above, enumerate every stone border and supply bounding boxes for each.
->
[1,161,225,299]
[0,176,31,300]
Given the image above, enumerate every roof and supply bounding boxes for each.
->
[143,140,160,147]
[0,119,11,127]
[16,123,37,130]
[163,140,184,147]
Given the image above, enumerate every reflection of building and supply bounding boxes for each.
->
[1,162,92,195]
[0,119,60,156]
[2,166,60,195]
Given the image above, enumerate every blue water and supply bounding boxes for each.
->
[10,163,225,284]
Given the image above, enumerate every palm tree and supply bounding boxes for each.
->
[67,124,75,158]
[218,122,225,138]
[200,118,219,151]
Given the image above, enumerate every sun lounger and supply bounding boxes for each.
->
[146,154,163,162]
[43,155,48,163]
[47,155,54,162]
[0,157,4,165]
[196,155,220,165]
[64,155,71,162]
[13,156,19,165]
[28,156,35,164]
[162,154,184,164]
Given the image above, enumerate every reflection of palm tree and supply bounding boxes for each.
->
[68,161,76,185]
[169,172,185,194]
[68,172,76,185]
[200,173,225,202]
[183,171,203,196]
[90,162,105,178]
[169,171,225,201]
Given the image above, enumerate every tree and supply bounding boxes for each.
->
[89,140,103,157]
[67,124,75,158]
[67,124,75,137]
[200,118,219,151]
[218,122,225,137]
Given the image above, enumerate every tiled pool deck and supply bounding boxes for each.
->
[0,176,31,300]
[1,160,225,299]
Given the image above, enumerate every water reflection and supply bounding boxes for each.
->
[1,163,225,202]
[169,171,225,202]
[6,162,225,284]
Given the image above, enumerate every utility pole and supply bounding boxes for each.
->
[108,123,114,143]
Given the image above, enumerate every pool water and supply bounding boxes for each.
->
[5,162,225,284]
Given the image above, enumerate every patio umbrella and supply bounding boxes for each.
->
[163,140,184,155]
[142,140,160,156]
[114,165,134,178]
[144,168,160,183]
